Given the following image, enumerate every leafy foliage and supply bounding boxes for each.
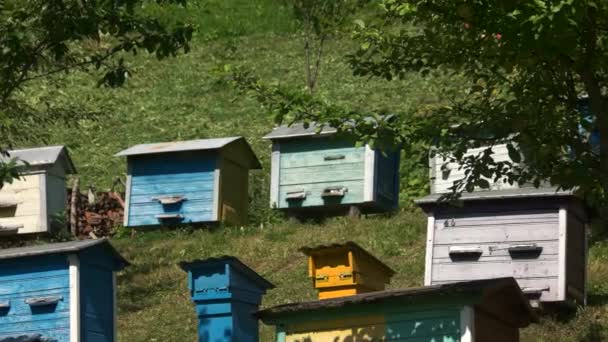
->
[0,0,194,187]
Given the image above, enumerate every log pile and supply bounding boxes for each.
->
[67,178,125,238]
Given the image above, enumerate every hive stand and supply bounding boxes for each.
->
[300,242,395,300]
[179,256,274,342]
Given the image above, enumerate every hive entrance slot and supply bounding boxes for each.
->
[508,244,543,259]
[448,246,483,261]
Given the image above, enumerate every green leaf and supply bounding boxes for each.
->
[506,143,521,163]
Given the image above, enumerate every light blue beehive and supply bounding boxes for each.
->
[0,239,128,342]
[179,256,274,342]
[263,123,400,215]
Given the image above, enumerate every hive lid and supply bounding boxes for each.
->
[415,187,576,204]
[263,116,394,141]
[0,238,129,270]
[1,146,76,174]
[300,241,396,277]
[262,123,338,140]
[257,277,536,327]
[115,136,262,169]
[179,256,275,291]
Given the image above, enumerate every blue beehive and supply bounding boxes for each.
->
[263,123,400,216]
[179,256,274,342]
[116,137,262,227]
[0,239,129,342]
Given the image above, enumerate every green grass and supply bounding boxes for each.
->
[110,211,608,342]
[13,1,608,341]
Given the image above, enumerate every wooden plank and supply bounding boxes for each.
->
[363,145,376,202]
[433,277,559,302]
[460,306,474,342]
[130,180,214,196]
[432,241,559,260]
[129,191,214,204]
[435,211,558,227]
[558,207,567,301]
[280,150,365,169]
[434,224,559,244]
[68,254,80,342]
[279,163,364,185]
[431,260,558,281]
[270,142,281,208]
[278,180,365,208]
[424,215,435,286]
[130,172,214,184]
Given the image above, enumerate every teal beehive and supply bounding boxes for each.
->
[264,123,400,217]
[179,256,274,342]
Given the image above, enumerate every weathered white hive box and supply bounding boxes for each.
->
[0,146,76,235]
[430,144,522,194]
[416,188,587,308]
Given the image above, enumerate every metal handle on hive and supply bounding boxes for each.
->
[323,155,346,161]
[151,195,187,205]
[321,187,348,198]
[286,190,308,200]
[25,296,62,306]
[155,213,184,220]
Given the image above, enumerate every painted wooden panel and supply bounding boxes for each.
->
[432,241,559,261]
[220,159,249,226]
[566,213,586,303]
[46,174,68,231]
[284,310,461,342]
[279,180,365,208]
[80,261,114,342]
[280,140,365,169]
[127,155,217,226]
[0,255,70,342]
[432,259,558,280]
[434,224,558,245]
[0,174,43,234]
[433,277,559,302]
[374,151,399,205]
[431,144,520,194]
[279,163,364,185]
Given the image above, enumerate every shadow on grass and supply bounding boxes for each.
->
[578,322,604,342]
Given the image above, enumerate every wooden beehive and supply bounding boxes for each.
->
[0,146,76,235]
[179,256,274,342]
[258,278,535,342]
[116,137,261,227]
[416,187,587,308]
[300,242,395,300]
[263,123,400,216]
[0,239,129,342]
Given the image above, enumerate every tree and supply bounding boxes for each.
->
[0,0,193,188]
[236,0,608,222]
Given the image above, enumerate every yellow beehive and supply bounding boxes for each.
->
[300,242,395,300]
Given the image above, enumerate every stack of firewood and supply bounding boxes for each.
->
[67,178,125,238]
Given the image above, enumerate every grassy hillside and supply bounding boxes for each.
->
[109,212,608,342]
[13,0,608,341]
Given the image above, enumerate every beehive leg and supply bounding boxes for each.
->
[348,206,361,219]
